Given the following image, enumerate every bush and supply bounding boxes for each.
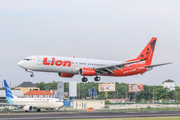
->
[147,106,151,109]
[105,100,111,104]
[176,101,180,104]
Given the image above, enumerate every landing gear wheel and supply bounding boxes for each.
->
[30,74,34,77]
[94,76,100,81]
[36,108,41,112]
[82,77,88,82]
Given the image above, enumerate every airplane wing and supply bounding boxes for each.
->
[0,98,25,106]
[0,103,25,106]
[94,54,150,74]
[0,102,36,108]
[145,62,172,68]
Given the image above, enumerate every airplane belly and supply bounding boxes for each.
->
[35,101,48,108]
[40,65,75,74]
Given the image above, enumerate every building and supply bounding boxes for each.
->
[73,100,105,109]
[162,79,176,91]
[15,82,40,94]
[164,79,174,82]
[24,90,55,98]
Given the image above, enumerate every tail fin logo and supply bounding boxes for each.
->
[4,80,14,104]
[126,37,157,66]
[150,40,156,51]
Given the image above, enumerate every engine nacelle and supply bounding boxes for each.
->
[58,73,74,78]
[23,105,32,112]
[79,68,96,76]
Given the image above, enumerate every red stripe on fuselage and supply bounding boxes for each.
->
[104,62,147,77]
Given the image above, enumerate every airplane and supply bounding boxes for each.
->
[18,37,171,82]
[0,80,63,112]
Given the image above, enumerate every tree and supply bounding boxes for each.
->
[154,86,169,100]
[35,82,46,90]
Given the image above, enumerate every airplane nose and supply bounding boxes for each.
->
[18,61,25,68]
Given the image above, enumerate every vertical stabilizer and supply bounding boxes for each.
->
[4,80,14,104]
[127,37,157,65]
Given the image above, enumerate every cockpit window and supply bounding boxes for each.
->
[24,59,32,61]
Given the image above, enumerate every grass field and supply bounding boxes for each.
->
[97,107,180,112]
[64,116,180,120]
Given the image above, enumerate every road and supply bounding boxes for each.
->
[0,111,180,120]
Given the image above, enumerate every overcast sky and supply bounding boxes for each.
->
[0,0,180,87]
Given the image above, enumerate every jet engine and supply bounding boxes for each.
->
[58,73,74,78]
[79,68,96,76]
[23,105,32,112]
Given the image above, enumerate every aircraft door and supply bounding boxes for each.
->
[37,56,41,65]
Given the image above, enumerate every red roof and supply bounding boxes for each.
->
[24,90,54,95]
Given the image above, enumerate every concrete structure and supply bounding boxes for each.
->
[57,82,64,99]
[69,81,77,97]
[73,100,105,109]
[15,82,39,94]
[108,98,129,103]
[24,90,55,98]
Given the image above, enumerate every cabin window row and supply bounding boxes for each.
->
[43,60,108,66]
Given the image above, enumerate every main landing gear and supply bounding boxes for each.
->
[82,76,88,82]
[94,76,101,81]
[81,76,101,82]
[36,108,41,112]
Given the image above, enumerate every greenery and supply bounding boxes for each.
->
[35,81,180,103]
[97,107,180,112]
[55,117,180,120]
[105,100,111,104]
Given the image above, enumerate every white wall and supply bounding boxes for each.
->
[74,100,105,109]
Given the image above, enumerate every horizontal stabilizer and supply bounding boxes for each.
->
[145,62,172,68]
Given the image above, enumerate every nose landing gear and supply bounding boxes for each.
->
[30,74,34,77]
[25,69,34,77]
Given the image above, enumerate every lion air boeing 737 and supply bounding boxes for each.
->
[18,38,171,82]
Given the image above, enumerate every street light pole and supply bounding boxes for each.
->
[149,89,150,102]
[166,89,167,104]
[176,91,177,103]
[153,88,154,103]
[79,83,80,100]
[117,91,118,99]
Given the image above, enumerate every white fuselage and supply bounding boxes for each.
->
[13,97,63,109]
[18,55,123,74]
